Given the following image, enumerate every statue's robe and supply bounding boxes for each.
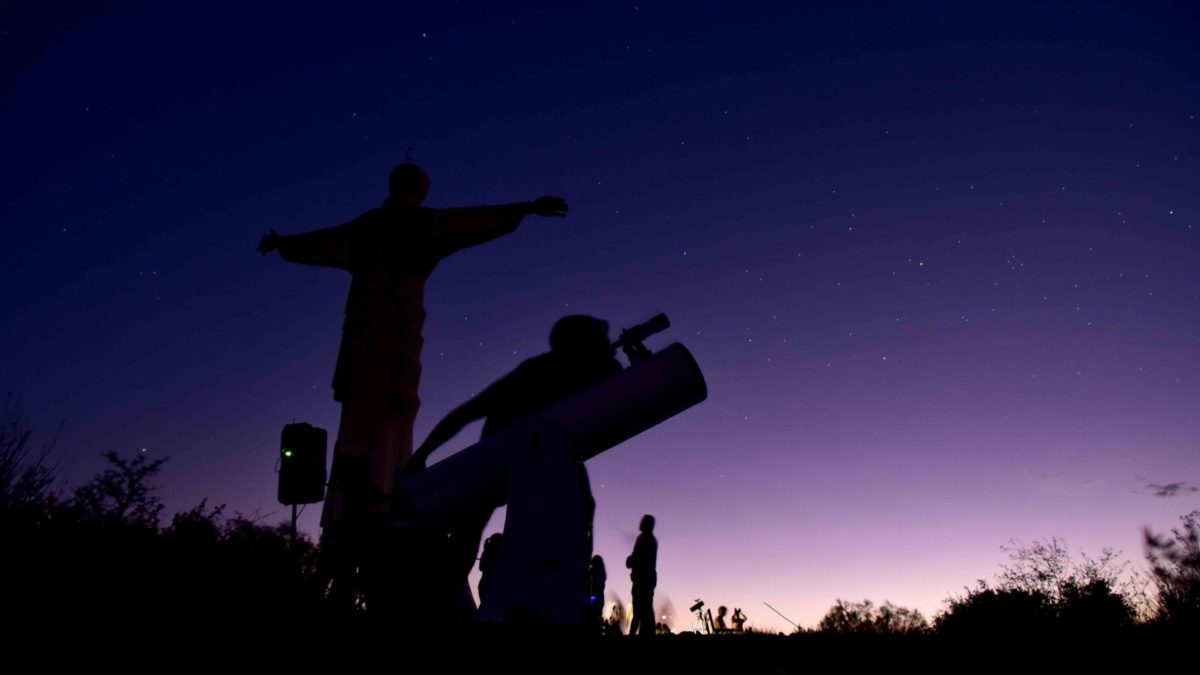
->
[276,198,529,526]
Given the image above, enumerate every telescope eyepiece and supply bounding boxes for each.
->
[621,313,669,345]
[612,313,671,361]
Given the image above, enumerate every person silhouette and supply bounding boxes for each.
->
[589,555,607,629]
[731,607,747,633]
[626,514,658,637]
[405,315,622,607]
[408,315,621,468]
[477,532,503,602]
[258,163,566,613]
[715,605,729,633]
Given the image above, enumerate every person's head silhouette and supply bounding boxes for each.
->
[549,315,612,361]
[388,163,431,206]
[639,514,655,534]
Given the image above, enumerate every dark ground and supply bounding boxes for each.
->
[51,621,1177,674]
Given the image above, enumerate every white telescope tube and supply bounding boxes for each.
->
[398,343,707,527]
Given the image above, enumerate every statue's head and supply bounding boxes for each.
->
[639,513,655,533]
[388,163,431,206]
[549,315,611,359]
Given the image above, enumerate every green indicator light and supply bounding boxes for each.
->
[282,449,294,458]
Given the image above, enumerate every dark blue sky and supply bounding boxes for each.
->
[2,1,1198,629]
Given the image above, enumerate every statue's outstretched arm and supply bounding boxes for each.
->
[267,223,353,270]
[432,196,567,256]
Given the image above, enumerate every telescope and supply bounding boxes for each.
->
[395,313,706,625]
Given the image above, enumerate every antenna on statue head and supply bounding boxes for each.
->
[404,145,414,163]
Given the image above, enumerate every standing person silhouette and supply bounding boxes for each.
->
[258,162,567,610]
[626,514,658,637]
[477,532,503,603]
[588,555,608,629]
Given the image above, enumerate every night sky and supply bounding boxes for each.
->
[2,1,1198,631]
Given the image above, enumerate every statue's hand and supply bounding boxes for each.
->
[530,196,568,218]
[257,230,280,255]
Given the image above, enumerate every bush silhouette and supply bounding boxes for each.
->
[936,538,1136,637]
[818,599,927,635]
[4,440,325,631]
[1145,511,1200,626]
[71,450,167,529]
[936,583,1055,638]
[0,397,59,520]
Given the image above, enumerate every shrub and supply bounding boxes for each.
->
[0,396,59,518]
[818,599,927,635]
[1144,511,1200,626]
[936,538,1137,637]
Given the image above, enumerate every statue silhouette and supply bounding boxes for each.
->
[259,163,566,611]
